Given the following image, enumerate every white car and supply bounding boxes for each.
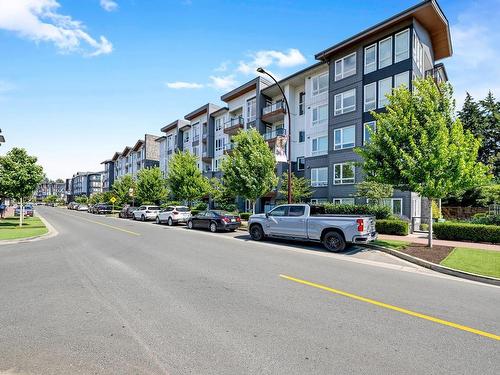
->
[156,206,191,226]
[132,205,160,221]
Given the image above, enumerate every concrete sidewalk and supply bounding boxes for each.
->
[379,233,500,251]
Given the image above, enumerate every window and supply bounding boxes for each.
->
[334,163,355,184]
[378,77,392,108]
[312,104,328,126]
[333,198,355,205]
[213,158,221,171]
[215,138,224,152]
[334,126,355,150]
[312,73,328,96]
[310,198,327,204]
[364,82,376,112]
[394,71,410,88]
[334,88,356,115]
[297,157,305,171]
[413,31,424,73]
[193,146,199,156]
[312,136,328,156]
[192,124,199,140]
[183,130,190,143]
[364,44,377,74]
[299,131,305,143]
[383,198,403,215]
[269,206,288,217]
[215,118,222,131]
[298,92,305,115]
[311,167,328,187]
[363,121,376,145]
[395,29,409,63]
[246,97,256,123]
[288,206,306,216]
[378,36,392,69]
[335,52,356,81]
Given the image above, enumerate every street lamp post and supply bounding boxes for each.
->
[256,67,292,204]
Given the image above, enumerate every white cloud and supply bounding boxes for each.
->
[166,81,204,89]
[208,75,238,91]
[0,0,113,56]
[214,60,230,72]
[100,0,118,12]
[237,48,306,75]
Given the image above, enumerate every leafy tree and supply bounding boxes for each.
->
[221,129,277,213]
[74,195,88,204]
[55,178,64,183]
[43,195,58,204]
[136,167,168,205]
[477,184,500,206]
[278,172,313,203]
[166,151,209,206]
[354,181,394,205]
[0,148,44,226]
[112,174,136,205]
[356,77,490,247]
[208,177,236,210]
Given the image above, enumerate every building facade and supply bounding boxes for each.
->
[35,181,66,202]
[67,171,104,201]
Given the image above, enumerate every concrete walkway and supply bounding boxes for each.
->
[379,233,500,251]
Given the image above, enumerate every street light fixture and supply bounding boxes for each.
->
[0,128,4,144]
[256,67,292,204]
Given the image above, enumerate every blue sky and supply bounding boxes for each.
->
[1,0,499,179]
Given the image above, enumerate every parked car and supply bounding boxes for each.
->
[94,204,113,215]
[87,204,94,213]
[132,206,161,221]
[14,204,34,217]
[248,204,377,252]
[119,205,138,219]
[187,210,241,232]
[156,206,191,226]
[77,204,89,211]
[67,202,78,210]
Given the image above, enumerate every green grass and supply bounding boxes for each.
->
[0,217,48,240]
[441,248,500,278]
[373,239,410,250]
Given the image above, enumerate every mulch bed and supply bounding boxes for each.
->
[398,243,453,264]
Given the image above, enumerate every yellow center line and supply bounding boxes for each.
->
[61,212,141,236]
[279,274,500,341]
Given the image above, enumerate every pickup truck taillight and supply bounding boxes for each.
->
[356,219,364,232]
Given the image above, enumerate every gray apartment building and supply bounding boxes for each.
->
[66,171,104,202]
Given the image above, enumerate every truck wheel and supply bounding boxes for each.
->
[250,225,265,241]
[323,231,346,252]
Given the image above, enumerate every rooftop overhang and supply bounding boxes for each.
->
[315,0,452,62]
[100,159,113,165]
[221,77,271,103]
[111,152,122,162]
[132,139,144,152]
[210,107,229,118]
[121,146,132,157]
[161,120,180,133]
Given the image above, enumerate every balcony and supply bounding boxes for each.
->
[202,149,212,162]
[263,128,286,145]
[425,63,448,85]
[202,130,208,142]
[223,143,236,155]
[224,116,244,135]
[262,101,286,123]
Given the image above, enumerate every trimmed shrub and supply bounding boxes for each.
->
[376,220,409,236]
[470,214,500,226]
[433,222,500,243]
[321,203,392,220]
[420,223,429,231]
[240,212,251,221]
[191,209,200,216]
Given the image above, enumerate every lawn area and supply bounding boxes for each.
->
[373,239,410,250]
[441,248,500,278]
[0,217,48,240]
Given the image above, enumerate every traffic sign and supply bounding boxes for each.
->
[110,197,117,204]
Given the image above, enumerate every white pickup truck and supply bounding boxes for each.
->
[248,204,377,252]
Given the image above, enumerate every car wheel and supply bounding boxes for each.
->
[209,222,217,233]
[323,231,346,253]
[141,214,145,222]
[167,217,173,226]
[187,220,193,229]
[155,216,161,225]
[250,224,265,241]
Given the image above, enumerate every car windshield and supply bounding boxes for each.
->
[211,210,230,216]
[176,207,190,212]
[148,206,160,210]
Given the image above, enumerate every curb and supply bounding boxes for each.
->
[0,212,58,246]
[366,244,500,287]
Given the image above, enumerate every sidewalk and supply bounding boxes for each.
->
[379,233,500,252]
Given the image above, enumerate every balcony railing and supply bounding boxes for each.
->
[262,101,285,115]
[223,143,236,153]
[224,116,244,129]
[263,127,286,141]
[193,134,200,142]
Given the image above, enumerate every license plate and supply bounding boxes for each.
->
[231,218,236,222]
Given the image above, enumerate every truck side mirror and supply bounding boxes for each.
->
[265,212,269,218]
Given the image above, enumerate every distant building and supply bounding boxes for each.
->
[66,171,103,202]
[35,180,66,202]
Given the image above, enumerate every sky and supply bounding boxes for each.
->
[0,0,499,180]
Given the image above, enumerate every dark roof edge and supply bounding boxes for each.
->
[261,61,325,93]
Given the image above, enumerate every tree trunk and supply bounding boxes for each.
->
[252,201,256,215]
[428,198,433,248]
[19,197,24,227]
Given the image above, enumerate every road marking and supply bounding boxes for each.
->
[62,212,140,236]
[280,274,500,341]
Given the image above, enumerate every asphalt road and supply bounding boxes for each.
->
[1,207,499,374]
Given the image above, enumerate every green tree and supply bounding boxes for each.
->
[112,175,136,205]
[278,172,313,203]
[0,148,44,226]
[166,151,209,206]
[208,178,236,211]
[354,181,394,205]
[136,167,168,205]
[43,195,58,204]
[477,184,500,206]
[221,129,277,213]
[356,77,490,247]
[74,195,88,204]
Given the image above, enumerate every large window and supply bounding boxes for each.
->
[364,82,376,112]
[311,167,328,187]
[395,29,410,63]
[363,121,376,145]
[335,52,356,81]
[378,77,392,108]
[334,126,355,150]
[394,71,410,88]
[298,92,305,115]
[383,198,403,215]
[378,36,392,69]
[296,157,305,171]
[192,124,199,141]
[364,44,377,74]
[334,88,356,115]
[213,157,221,171]
[246,97,256,123]
[299,131,305,143]
[312,104,328,126]
[215,138,224,151]
[183,130,190,143]
[311,136,328,156]
[215,118,222,131]
[413,31,424,73]
[334,163,355,184]
[312,73,328,96]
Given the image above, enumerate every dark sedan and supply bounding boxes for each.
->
[94,204,113,214]
[15,205,34,217]
[187,210,241,233]
[119,205,138,219]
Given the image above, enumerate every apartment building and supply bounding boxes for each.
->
[67,171,103,201]
[35,180,66,202]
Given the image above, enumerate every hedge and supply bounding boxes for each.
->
[240,212,251,221]
[470,214,500,226]
[320,203,392,220]
[433,222,500,243]
[375,220,409,236]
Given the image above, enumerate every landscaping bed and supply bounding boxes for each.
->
[0,217,48,241]
[398,243,453,264]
